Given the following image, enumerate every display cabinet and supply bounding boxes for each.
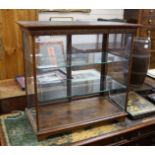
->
[18,21,140,140]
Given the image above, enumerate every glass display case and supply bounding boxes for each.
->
[18,21,140,140]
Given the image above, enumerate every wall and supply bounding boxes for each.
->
[39,9,124,21]
[38,9,124,52]
[0,10,38,80]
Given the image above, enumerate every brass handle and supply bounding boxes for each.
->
[49,16,74,21]
[148,19,152,24]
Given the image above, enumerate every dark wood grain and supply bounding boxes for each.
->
[67,34,72,101]
[100,34,109,95]
[0,96,26,114]
[71,117,155,146]
[0,79,26,114]
[18,21,140,36]
[18,21,141,29]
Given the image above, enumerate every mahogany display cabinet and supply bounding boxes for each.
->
[18,21,140,140]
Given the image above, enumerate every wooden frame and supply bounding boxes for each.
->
[18,21,140,140]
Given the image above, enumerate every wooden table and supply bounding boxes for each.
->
[0,109,155,146]
[0,79,26,114]
[73,115,155,145]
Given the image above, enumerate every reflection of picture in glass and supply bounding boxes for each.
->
[127,92,155,118]
[36,41,66,69]
[48,47,57,66]
[72,69,100,82]
[37,73,62,85]
[37,70,66,85]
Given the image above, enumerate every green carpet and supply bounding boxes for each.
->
[0,112,122,146]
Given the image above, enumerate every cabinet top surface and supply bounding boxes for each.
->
[18,21,141,29]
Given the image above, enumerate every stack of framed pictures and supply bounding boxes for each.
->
[127,91,155,119]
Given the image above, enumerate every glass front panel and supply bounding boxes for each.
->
[23,32,35,109]
[28,33,133,131]
[34,35,67,103]
[33,34,132,104]
[71,34,102,99]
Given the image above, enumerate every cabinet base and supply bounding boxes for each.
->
[25,97,127,141]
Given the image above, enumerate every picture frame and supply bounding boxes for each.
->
[36,41,66,70]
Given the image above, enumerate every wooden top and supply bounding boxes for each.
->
[0,79,25,99]
[18,21,141,29]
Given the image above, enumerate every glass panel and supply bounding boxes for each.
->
[37,68,67,103]
[35,52,127,70]
[37,73,126,103]
[107,33,132,110]
[35,35,67,73]
[23,32,39,129]
[109,33,128,51]
[23,32,35,108]
[71,52,127,67]
[31,33,133,131]
[71,34,102,101]
[72,34,102,52]
[34,35,67,104]
[34,34,128,75]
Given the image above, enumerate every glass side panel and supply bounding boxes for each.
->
[23,32,35,108]
[108,33,132,57]
[109,33,127,50]
[107,33,132,110]
[23,31,42,132]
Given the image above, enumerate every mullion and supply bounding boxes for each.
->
[100,34,109,95]
[67,34,72,101]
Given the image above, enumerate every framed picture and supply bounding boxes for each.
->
[37,71,66,85]
[72,69,100,83]
[36,41,66,70]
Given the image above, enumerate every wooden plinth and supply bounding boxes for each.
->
[26,97,127,140]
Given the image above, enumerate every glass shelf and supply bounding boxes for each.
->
[37,75,126,103]
[36,52,127,71]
